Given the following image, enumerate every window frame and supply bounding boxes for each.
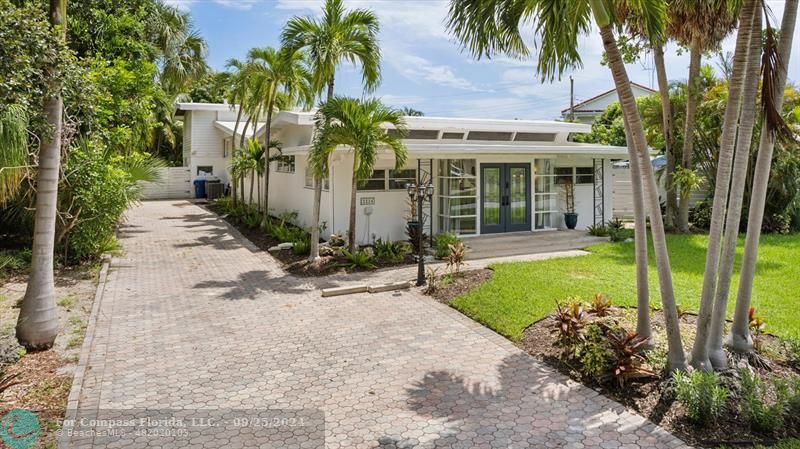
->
[356,168,418,192]
[554,166,594,185]
[275,155,296,174]
[304,168,330,191]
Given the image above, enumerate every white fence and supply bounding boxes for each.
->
[139,167,192,200]
[612,167,706,219]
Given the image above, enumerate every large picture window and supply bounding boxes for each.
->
[555,166,594,185]
[438,159,477,235]
[356,169,417,191]
[534,159,558,230]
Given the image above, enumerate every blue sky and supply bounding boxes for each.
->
[169,0,799,120]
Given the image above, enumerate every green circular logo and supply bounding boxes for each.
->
[0,409,40,449]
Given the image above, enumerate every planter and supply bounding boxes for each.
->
[564,213,579,230]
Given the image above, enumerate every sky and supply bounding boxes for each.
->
[167,0,800,120]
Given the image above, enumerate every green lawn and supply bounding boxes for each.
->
[452,233,800,341]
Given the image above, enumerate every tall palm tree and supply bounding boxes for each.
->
[706,4,762,369]
[447,0,687,371]
[0,105,29,204]
[689,0,757,370]
[17,0,66,349]
[670,0,739,233]
[152,2,208,95]
[314,97,408,253]
[729,0,798,354]
[247,46,313,220]
[282,0,381,261]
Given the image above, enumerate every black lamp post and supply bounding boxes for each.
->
[407,181,434,286]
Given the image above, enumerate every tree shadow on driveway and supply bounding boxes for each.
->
[193,270,308,299]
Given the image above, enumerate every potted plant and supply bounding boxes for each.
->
[562,178,579,230]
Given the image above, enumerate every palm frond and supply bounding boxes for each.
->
[0,105,30,204]
[760,1,795,142]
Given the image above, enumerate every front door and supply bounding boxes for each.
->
[481,164,531,233]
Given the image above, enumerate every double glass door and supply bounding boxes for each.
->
[480,164,531,233]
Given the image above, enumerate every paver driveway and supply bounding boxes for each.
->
[62,200,689,449]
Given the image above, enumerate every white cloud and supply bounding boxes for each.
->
[212,0,259,10]
[380,94,425,106]
[163,0,194,10]
[391,53,480,91]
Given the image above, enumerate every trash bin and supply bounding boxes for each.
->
[193,179,207,198]
[206,180,223,200]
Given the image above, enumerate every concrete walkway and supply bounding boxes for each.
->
[62,200,689,449]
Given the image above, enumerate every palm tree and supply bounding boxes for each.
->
[247,46,313,220]
[705,3,763,370]
[400,107,424,117]
[670,0,739,233]
[447,0,687,371]
[729,0,798,354]
[282,0,381,261]
[225,57,250,157]
[0,105,29,204]
[314,97,408,253]
[152,2,208,95]
[689,0,757,370]
[16,0,66,349]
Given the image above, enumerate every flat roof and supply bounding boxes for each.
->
[279,143,629,158]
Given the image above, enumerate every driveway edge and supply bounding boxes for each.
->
[57,255,111,449]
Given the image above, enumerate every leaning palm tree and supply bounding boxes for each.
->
[282,0,381,261]
[689,0,758,370]
[17,0,66,349]
[670,0,739,233]
[247,46,313,220]
[728,0,798,354]
[447,0,687,371]
[704,3,763,369]
[314,97,408,253]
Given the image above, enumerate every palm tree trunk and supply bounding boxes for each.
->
[348,153,359,253]
[729,0,798,353]
[596,11,686,370]
[654,45,677,231]
[690,0,756,371]
[240,116,251,149]
[248,169,254,206]
[17,0,66,349]
[621,104,653,348]
[263,90,277,223]
[309,79,336,261]
[677,37,703,233]
[232,105,243,207]
[708,5,762,370]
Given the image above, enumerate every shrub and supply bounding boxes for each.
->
[336,249,377,270]
[784,337,800,368]
[787,378,800,422]
[374,239,410,264]
[673,370,729,425]
[446,241,467,273]
[553,300,587,357]
[0,249,31,272]
[433,233,460,259]
[762,212,791,234]
[241,209,261,229]
[588,293,613,317]
[749,307,767,351]
[579,323,612,382]
[739,369,787,433]
[406,221,427,253]
[689,200,712,230]
[602,325,655,387]
[292,238,310,256]
[424,267,440,294]
[587,224,609,237]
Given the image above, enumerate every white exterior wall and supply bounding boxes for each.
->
[267,155,333,234]
[186,110,235,196]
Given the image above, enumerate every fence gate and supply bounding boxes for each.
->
[139,167,192,200]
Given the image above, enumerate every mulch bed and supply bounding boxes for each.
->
[427,273,800,448]
[205,203,416,276]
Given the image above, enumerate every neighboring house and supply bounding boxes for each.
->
[176,103,629,244]
[561,82,657,124]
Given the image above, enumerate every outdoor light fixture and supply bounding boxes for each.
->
[406,180,434,286]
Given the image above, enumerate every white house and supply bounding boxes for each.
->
[561,82,657,124]
[176,103,629,244]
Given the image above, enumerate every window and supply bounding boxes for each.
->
[467,131,513,141]
[555,167,594,185]
[304,168,329,190]
[223,138,232,158]
[441,132,464,140]
[356,169,418,191]
[534,159,558,230]
[438,159,477,235]
[276,156,295,173]
[387,129,439,139]
[197,166,213,176]
[514,132,556,142]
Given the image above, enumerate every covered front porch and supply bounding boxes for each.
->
[461,230,609,260]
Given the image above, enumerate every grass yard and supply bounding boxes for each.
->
[452,233,800,341]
